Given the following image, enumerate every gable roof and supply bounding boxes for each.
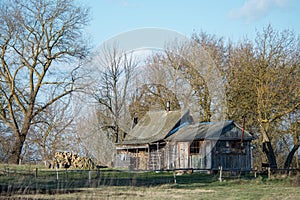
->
[166,120,254,142]
[119,110,191,145]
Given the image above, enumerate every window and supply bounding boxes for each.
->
[190,141,200,154]
[215,141,247,154]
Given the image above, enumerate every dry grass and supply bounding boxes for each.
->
[5,178,300,200]
[1,165,300,200]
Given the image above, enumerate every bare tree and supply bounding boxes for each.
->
[156,35,226,122]
[0,0,90,163]
[91,45,137,143]
[75,108,116,166]
[0,122,14,161]
[23,97,78,164]
[128,54,182,119]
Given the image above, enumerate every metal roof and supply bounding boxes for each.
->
[117,109,254,147]
[119,110,189,145]
[166,120,254,142]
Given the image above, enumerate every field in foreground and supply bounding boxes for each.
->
[6,178,300,200]
[1,165,300,199]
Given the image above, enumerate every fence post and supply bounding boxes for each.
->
[288,169,292,177]
[173,170,177,184]
[88,170,91,184]
[267,167,271,179]
[35,168,38,179]
[219,166,222,182]
[254,167,257,178]
[65,169,68,181]
[56,167,59,181]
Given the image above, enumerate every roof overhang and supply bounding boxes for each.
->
[116,144,149,150]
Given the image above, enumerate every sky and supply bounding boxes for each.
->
[83,0,300,47]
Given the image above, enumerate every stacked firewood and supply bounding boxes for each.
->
[49,152,95,169]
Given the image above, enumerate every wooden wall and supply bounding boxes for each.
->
[212,141,252,170]
[115,140,252,171]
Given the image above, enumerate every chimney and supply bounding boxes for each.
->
[166,101,170,111]
[132,116,138,128]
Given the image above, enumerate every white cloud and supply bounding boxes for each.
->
[108,0,138,7]
[230,0,292,23]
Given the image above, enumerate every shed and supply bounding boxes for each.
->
[114,110,254,171]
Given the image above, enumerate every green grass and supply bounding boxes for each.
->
[6,177,300,200]
[1,165,300,199]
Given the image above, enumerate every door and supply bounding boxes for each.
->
[177,142,189,168]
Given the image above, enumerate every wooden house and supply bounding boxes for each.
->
[115,110,254,171]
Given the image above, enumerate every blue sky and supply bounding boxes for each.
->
[84,0,300,46]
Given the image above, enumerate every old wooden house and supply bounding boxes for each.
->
[115,110,254,171]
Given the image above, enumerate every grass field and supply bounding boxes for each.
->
[1,164,300,199]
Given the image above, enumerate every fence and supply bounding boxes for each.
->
[217,167,300,182]
[1,167,299,194]
[0,168,177,194]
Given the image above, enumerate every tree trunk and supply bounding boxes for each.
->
[8,118,31,164]
[115,125,119,143]
[262,141,277,169]
[260,123,278,169]
[8,134,26,164]
[284,144,300,169]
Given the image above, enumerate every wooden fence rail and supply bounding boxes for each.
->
[1,167,300,186]
[217,167,300,181]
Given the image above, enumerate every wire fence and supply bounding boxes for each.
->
[0,168,177,194]
[0,167,299,195]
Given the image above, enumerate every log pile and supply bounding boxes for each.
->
[49,152,95,169]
